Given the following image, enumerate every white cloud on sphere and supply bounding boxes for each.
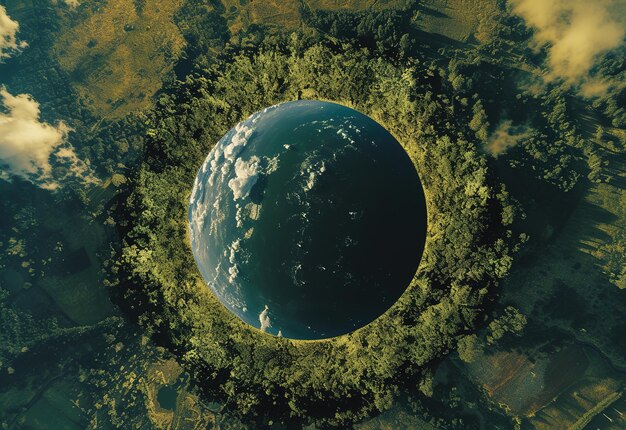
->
[0,6,28,60]
[259,305,271,332]
[510,0,625,96]
[0,87,98,189]
[228,156,261,201]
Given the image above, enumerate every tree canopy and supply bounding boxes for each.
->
[107,37,517,427]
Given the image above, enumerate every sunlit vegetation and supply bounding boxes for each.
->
[415,0,500,44]
[53,0,186,118]
[220,0,413,39]
[106,27,525,425]
[1,0,624,428]
[222,0,302,35]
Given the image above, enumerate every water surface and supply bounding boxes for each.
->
[189,100,427,339]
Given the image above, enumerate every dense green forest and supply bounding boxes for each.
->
[108,32,525,426]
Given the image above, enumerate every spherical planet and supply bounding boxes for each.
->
[189,100,427,340]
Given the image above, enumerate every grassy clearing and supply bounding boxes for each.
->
[462,342,625,429]
[415,0,500,43]
[464,345,592,416]
[465,350,540,415]
[305,0,410,11]
[499,119,626,366]
[143,358,217,429]
[54,0,185,119]
[304,0,375,10]
[530,380,622,430]
[223,0,411,38]
[222,0,302,35]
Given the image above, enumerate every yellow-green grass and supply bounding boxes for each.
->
[304,0,410,12]
[415,0,500,44]
[462,345,601,417]
[143,358,217,429]
[222,0,412,38]
[54,0,186,119]
[530,381,622,430]
[222,0,302,35]
[461,343,626,429]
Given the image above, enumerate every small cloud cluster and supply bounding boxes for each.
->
[0,87,98,189]
[511,0,625,95]
[227,239,240,283]
[259,305,271,332]
[206,122,253,187]
[302,158,326,192]
[228,156,261,200]
[0,6,28,60]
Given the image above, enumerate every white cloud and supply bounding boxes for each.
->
[224,124,253,163]
[511,0,625,94]
[302,159,326,192]
[55,145,98,184]
[228,156,261,201]
[0,87,98,189]
[207,122,253,187]
[0,6,27,60]
[228,239,240,265]
[259,305,271,332]
[227,264,239,283]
